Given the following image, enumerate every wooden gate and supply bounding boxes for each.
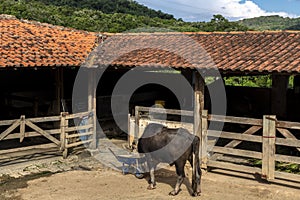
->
[0,110,96,163]
[203,112,300,182]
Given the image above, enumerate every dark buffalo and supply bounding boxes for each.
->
[138,123,201,196]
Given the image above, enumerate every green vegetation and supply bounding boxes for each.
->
[238,15,300,31]
[224,75,272,88]
[0,0,249,32]
[34,0,175,19]
[249,159,300,174]
[224,75,295,88]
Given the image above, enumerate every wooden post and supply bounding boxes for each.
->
[88,70,97,149]
[193,71,204,136]
[262,115,276,180]
[128,114,135,149]
[20,115,25,143]
[201,110,208,169]
[134,106,140,147]
[193,71,205,178]
[60,112,68,159]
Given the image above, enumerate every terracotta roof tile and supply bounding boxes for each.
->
[93,31,300,73]
[2,15,300,73]
[0,15,100,68]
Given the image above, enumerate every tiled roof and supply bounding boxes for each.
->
[94,31,300,73]
[1,15,299,73]
[0,15,99,68]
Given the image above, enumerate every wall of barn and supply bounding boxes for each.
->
[0,68,56,119]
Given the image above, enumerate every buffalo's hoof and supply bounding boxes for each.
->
[192,192,201,197]
[147,184,156,190]
[169,190,178,196]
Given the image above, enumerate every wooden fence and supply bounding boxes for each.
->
[203,112,300,182]
[129,106,300,182]
[0,110,96,162]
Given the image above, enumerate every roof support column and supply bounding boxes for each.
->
[271,74,289,119]
[88,69,97,149]
[193,70,205,172]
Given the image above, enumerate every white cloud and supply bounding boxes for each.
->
[136,0,298,21]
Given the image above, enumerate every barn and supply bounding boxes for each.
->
[0,15,100,160]
[89,31,300,182]
[1,14,299,182]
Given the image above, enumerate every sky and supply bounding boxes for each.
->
[135,0,300,21]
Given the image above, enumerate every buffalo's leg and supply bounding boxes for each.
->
[147,160,156,190]
[192,163,202,196]
[189,156,202,196]
[169,161,185,196]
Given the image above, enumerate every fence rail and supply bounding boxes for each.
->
[204,112,300,182]
[0,110,96,160]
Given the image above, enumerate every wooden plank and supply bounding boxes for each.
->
[28,115,61,123]
[277,128,300,152]
[0,120,20,141]
[207,160,261,174]
[65,111,92,120]
[275,154,300,165]
[3,129,61,140]
[66,139,93,148]
[140,118,193,132]
[137,106,193,116]
[262,115,276,180]
[67,131,93,139]
[276,120,300,130]
[20,115,25,143]
[275,137,300,148]
[208,130,262,143]
[225,126,262,147]
[275,171,300,183]
[209,126,262,161]
[25,120,60,146]
[208,114,263,126]
[65,124,93,132]
[0,119,17,126]
[212,146,262,159]
[0,143,58,155]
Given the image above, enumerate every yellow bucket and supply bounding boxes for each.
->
[155,100,165,108]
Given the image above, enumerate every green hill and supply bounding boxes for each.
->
[33,0,175,19]
[238,15,300,31]
[0,0,249,32]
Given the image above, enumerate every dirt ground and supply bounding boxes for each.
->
[1,140,300,200]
